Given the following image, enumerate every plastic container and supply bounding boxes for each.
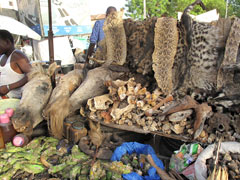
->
[0,113,17,143]
[12,134,30,147]
[63,118,76,140]
[69,122,87,143]
[61,64,74,74]
[0,127,5,149]
[5,108,14,117]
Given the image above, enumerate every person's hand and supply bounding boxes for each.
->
[0,85,9,96]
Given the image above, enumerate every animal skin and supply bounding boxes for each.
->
[103,10,127,66]
[12,63,58,135]
[152,17,179,95]
[217,17,240,90]
[176,0,221,96]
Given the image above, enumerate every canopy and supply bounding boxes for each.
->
[0,15,41,40]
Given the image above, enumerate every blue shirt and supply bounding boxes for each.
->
[90,19,105,44]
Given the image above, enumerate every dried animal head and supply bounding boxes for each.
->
[12,108,33,136]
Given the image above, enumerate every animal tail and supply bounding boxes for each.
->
[44,96,71,139]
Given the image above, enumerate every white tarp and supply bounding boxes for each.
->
[0,15,41,40]
[32,36,76,65]
[178,9,219,23]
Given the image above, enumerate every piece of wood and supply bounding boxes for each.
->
[91,118,150,134]
[147,155,175,180]
[67,115,192,142]
[161,96,198,115]
[153,95,174,111]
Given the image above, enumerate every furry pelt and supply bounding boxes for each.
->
[103,9,127,65]
[43,69,84,139]
[152,17,178,95]
[12,63,58,136]
[217,17,240,90]
[46,66,123,139]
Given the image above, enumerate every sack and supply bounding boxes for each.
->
[111,142,164,180]
[195,141,240,180]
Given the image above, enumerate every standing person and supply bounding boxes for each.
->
[0,30,32,99]
[86,6,117,66]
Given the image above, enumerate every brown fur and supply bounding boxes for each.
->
[43,69,84,139]
[12,63,58,135]
[45,96,71,139]
[152,17,179,95]
[44,67,122,139]
[217,17,240,90]
[103,9,127,65]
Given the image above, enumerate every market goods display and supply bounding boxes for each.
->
[195,141,240,180]
[103,9,127,66]
[43,69,84,139]
[120,153,151,176]
[86,78,214,141]
[0,136,135,179]
[206,152,240,180]
[111,142,165,180]
[152,17,178,95]
[11,63,58,136]
[217,17,240,90]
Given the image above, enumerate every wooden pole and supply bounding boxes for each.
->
[143,0,146,19]
[48,0,56,87]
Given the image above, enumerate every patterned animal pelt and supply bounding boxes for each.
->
[152,17,178,95]
[175,0,221,95]
[217,17,240,90]
[103,10,127,65]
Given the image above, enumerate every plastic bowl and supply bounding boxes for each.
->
[61,64,74,74]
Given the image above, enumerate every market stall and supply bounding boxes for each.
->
[1,0,240,179]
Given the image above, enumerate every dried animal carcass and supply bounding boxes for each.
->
[152,17,178,95]
[103,9,126,65]
[43,69,84,139]
[176,0,221,96]
[124,17,157,75]
[217,17,240,90]
[12,63,58,135]
[47,66,124,138]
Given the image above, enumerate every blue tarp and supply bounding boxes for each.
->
[111,142,165,180]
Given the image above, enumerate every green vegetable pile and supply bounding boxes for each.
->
[0,136,132,180]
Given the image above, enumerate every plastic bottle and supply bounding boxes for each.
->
[0,113,17,143]
[12,134,30,147]
[0,127,5,149]
[5,108,14,117]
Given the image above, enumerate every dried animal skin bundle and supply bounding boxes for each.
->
[179,2,221,94]
[172,22,188,92]
[45,69,84,108]
[217,17,240,90]
[93,39,107,61]
[152,17,178,95]
[103,10,127,65]
[12,63,58,135]
[125,18,157,75]
[48,67,123,138]
[43,69,84,139]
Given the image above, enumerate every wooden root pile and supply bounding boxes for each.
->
[86,78,197,137]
